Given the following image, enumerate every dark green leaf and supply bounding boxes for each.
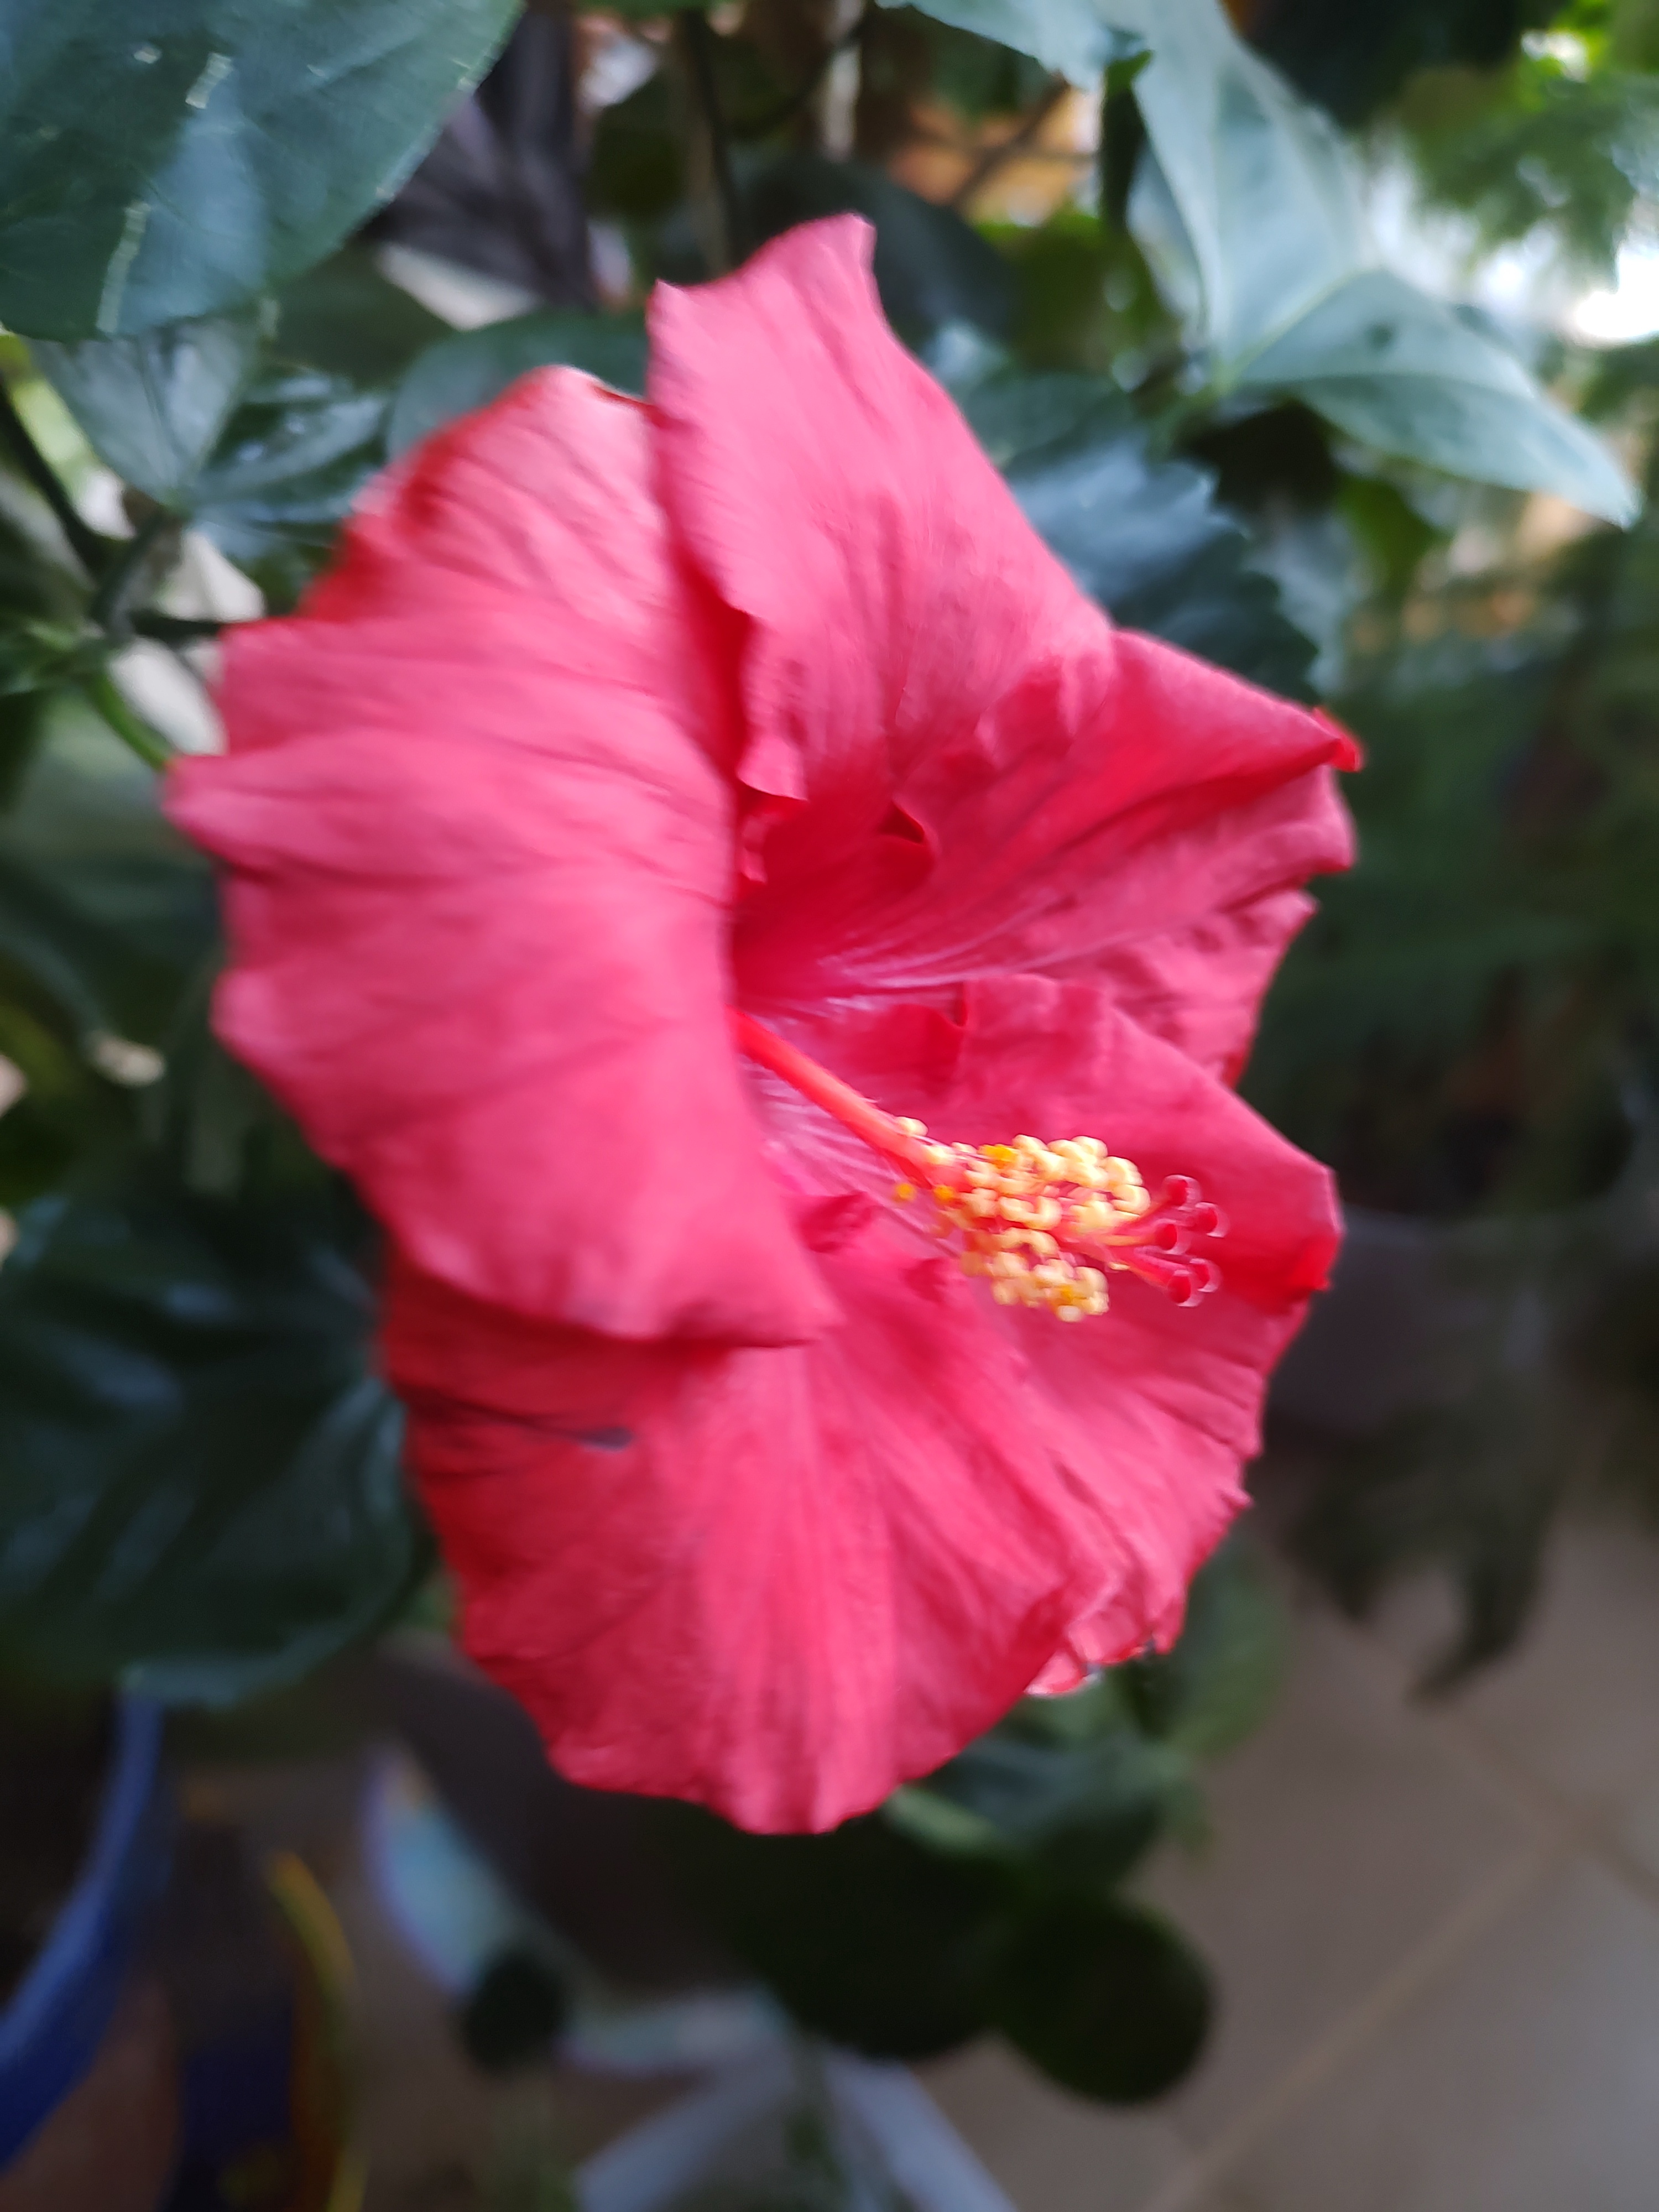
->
[0,1166,421,1703]
[0,722,215,1048]
[877,0,1143,87]
[195,371,390,601]
[273,248,451,385]
[0,618,103,701]
[1123,1541,1285,1759]
[1087,0,1635,514]
[657,1806,1006,2060]
[30,308,265,505]
[959,371,1317,693]
[0,710,218,1202]
[389,311,648,457]
[911,1721,1181,1886]
[985,1895,1212,2103]
[1256,0,1524,126]
[746,155,1017,344]
[0,0,519,340]
[1237,272,1638,524]
[1110,0,1366,362]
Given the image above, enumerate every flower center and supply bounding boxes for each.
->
[732,1011,1224,1321]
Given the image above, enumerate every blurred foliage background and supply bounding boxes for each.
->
[6,0,1659,2127]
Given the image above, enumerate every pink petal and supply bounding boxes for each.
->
[168,371,832,1345]
[742,972,1340,1662]
[651,218,1353,1080]
[649,216,1097,824]
[384,1228,1117,1834]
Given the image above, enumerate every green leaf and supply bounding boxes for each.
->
[875,0,1144,88]
[195,371,391,603]
[958,370,1317,694]
[1093,0,1636,517]
[0,722,215,1050]
[587,69,681,228]
[0,0,519,341]
[746,155,1017,344]
[914,1721,1184,1887]
[273,248,451,387]
[1237,272,1639,524]
[1108,0,1365,362]
[656,1806,1006,2060]
[1123,1540,1286,1760]
[985,1894,1212,2103]
[0,1166,421,1703]
[30,307,267,505]
[0,708,219,1202]
[389,311,648,458]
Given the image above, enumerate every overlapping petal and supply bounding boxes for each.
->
[168,373,832,1345]
[168,213,1359,1834]
[384,1234,1104,1833]
[653,221,1355,1080]
[387,969,1337,1833]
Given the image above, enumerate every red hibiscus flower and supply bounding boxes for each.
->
[167,218,1355,1834]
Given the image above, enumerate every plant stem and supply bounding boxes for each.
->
[731,9,868,142]
[88,508,173,638]
[948,75,1070,212]
[132,611,226,647]
[81,670,175,771]
[677,11,747,274]
[0,380,114,580]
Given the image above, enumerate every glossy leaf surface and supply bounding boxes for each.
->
[195,371,392,604]
[1239,272,1639,524]
[389,311,648,457]
[659,1805,1008,2060]
[0,1166,420,1704]
[961,371,1317,695]
[0,0,518,340]
[273,249,451,387]
[32,309,267,507]
[1123,1540,1285,1759]
[746,155,1018,343]
[874,0,1142,89]
[986,1894,1213,2103]
[1102,0,1363,361]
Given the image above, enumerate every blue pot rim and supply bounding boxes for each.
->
[0,1697,168,2159]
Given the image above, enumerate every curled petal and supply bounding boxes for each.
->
[387,1229,1122,1834]
[169,372,832,1346]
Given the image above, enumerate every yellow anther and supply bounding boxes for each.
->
[869,1104,1170,1326]
[1066,1204,1102,1237]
